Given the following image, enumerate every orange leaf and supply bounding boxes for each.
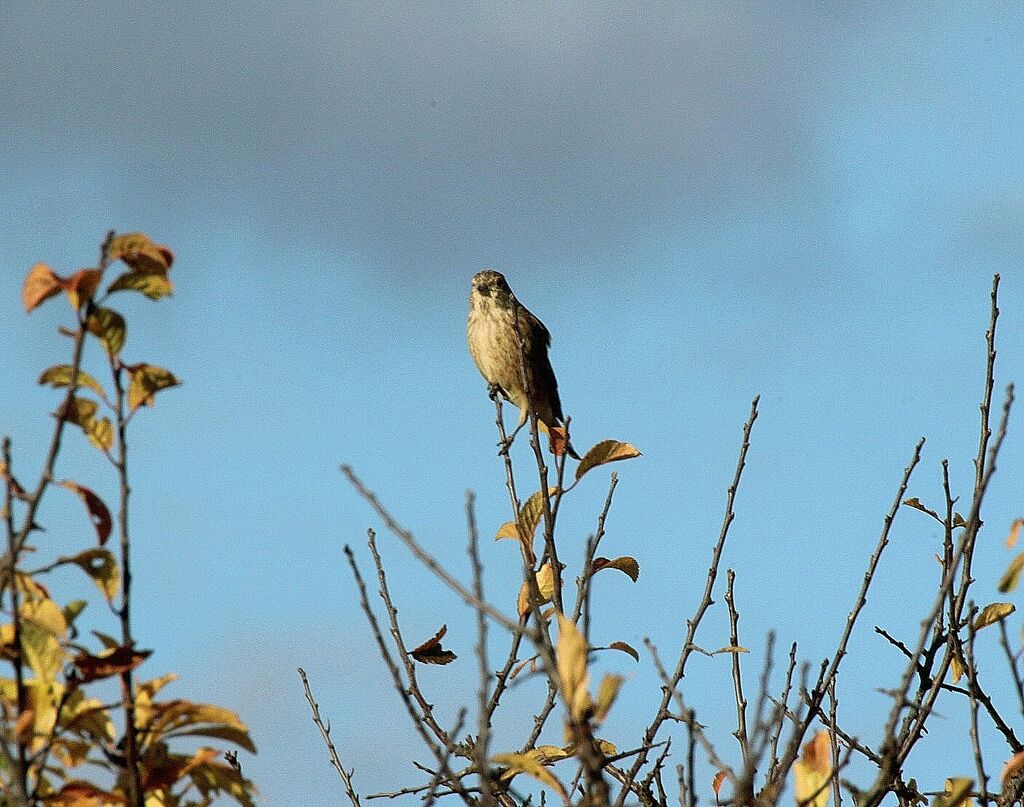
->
[409,624,457,665]
[73,646,151,683]
[42,781,124,807]
[60,481,112,546]
[1008,519,1024,550]
[23,263,63,312]
[712,770,729,796]
[108,232,174,275]
[62,269,102,310]
[608,641,639,662]
[1003,751,1024,784]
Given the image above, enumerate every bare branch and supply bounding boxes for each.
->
[298,667,362,807]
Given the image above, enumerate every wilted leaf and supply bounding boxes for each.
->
[63,600,88,627]
[41,781,120,807]
[549,426,572,458]
[509,656,537,681]
[712,770,730,797]
[86,307,126,357]
[493,752,568,802]
[38,365,106,398]
[58,397,99,429]
[974,602,1015,630]
[902,497,940,521]
[556,614,591,721]
[23,263,63,313]
[108,232,174,274]
[1004,752,1024,784]
[60,481,112,546]
[62,269,102,310]
[608,641,639,662]
[953,512,969,530]
[951,654,964,684]
[592,556,640,582]
[999,552,1024,593]
[793,730,832,807]
[713,645,750,655]
[935,778,974,807]
[1008,519,1024,550]
[73,645,150,683]
[143,746,220,791]
[518,563,557,618]
[593,673,624,723]
[575,440,642,481]
[126,364,181,412]
[410,624,457,665]
[85,417,114,452]
[107,270,174,300]
[64,549,120,602]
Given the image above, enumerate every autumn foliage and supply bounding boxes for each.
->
[4,233,256,807]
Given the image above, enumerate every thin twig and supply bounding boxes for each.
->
[298,667,362,806]
[466,493,495,807]
[725,569,749,768]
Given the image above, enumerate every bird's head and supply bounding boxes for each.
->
[471,270,512,300]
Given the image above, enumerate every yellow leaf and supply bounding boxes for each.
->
[58,396,99,429]
[85,417,114,452]
[793,730,832,807]
[593,673,624,723]
[64,549,120,602]
[495,521,520,541]
[492,752,568,802]
[935,778,974,807]
[556,614,591,721]
[903,497,940,520]
[974,602,1015,630]
[107,271,174,300]
[23,263,63,313]
[21,595,68,638]
[38,365,106,398]
[999,552,1024,593]
[592,556,640,582]
[713,645,750,655]
[517,563,557,618]
[596,738,617,756]
[951,654,964,684]
[86,307,126,357]
[575,440,642,481]
[127,364,181,411]
[608,641,639,661]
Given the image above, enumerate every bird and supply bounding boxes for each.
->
[467,269,580,459]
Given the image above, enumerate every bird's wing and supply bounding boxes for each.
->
[520,306,565,425]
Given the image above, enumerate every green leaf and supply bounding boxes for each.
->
[86,417,114,452]
[107,271,173,300]
[38,365,106,398]
[575,440,641,481]
[86,308,126,357]
[58,396,98,428]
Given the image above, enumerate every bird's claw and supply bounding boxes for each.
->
[487,383,502,402]
[497,435,515,456]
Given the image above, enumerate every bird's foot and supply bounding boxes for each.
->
[487,383,502,402]
[497,434,515,456]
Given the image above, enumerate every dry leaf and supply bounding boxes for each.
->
[793,730,832,807]
[608,641,639,662]
[556,614,591,721]
[592,556,640,582]
[23,263,63,312]
[60,481,112,546]
[576,440,642,481]
[410,625,457,665]
[974,602,1015,630]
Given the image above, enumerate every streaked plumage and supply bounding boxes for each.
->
[467,270,578,457]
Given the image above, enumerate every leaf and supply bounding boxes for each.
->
[58,396,98,428]
[62,269,102,310]
[974,602,1015,630]
[575,440,642,481]
[85,417,113,452]
[23,263,63,312]
[409,624,457,665]
[86,307,126,357]
[517,563,557,618]
[107,270,174,300]
[713,645,750,655]
[556,614,591,721]
[21,595,68,637]
[1008,519,1024,550]
[902,497,942,523]
[712,770,730,796]
[63,600,88,627]
[793,730,832,807]
[592,556,640,582]
[593,673,624,723]
[73,645,150,683]
[108,232,174,274]
[492,752,568,802]
[935,778,974,807]
[165,723,258,755]
[951,654,964,684]
[64,549,120,602]
[1004,751,1024,784]
[41,781,120,807]
[127,364,181,411]
[952,512,969,529]
[608,641,639,662]
[60,481,112,546]
[38,365,106,399]
[999,552,1024,593]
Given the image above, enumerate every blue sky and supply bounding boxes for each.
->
[2,3,1024,805]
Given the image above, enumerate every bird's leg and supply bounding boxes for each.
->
[497,407,528,455]
[487,382,503,401]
